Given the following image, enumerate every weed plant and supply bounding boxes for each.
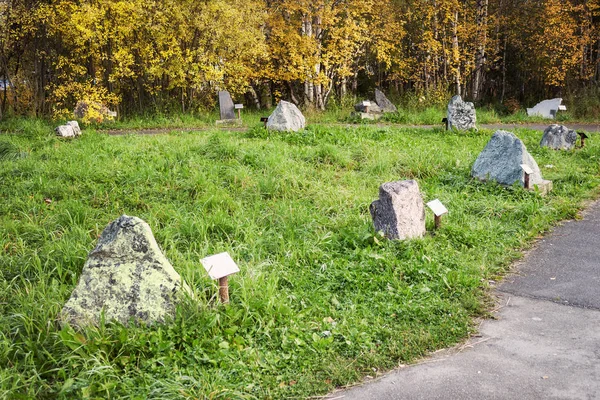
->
[1,122,599,398]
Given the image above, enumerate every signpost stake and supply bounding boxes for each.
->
[426,199,448,231]
[520,164,533,190]
[219,276,229,303]
[201,252,239,305]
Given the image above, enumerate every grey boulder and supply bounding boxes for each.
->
[540,124,577,150]
[370,180,426,240]
[472,130,544,187]
[266,100,305,132]
[55,124,76,138]
[447,95,476,130]
[68,121,81,136]
[61,215,186,327]
[375,89,397,113]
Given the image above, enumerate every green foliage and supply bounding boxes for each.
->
[0,124,599,398]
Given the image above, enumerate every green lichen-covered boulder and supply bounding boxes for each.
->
[61,215,185,327]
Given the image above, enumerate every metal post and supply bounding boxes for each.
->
[524,172,530,190]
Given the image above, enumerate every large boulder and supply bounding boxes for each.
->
[540,124,577,150]
[74,100,117,123]
[472,130,547,188]
[266,100,305,132]
[375,89,397,113]
[369,180,426,240]
[527,98,563,119]
[447,95,477,130]
[61,215,186,327]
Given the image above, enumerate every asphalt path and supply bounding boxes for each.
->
[330,201,600,400]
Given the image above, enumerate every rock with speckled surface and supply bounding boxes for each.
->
[472,130,547,188]
[61,215,185,327]
[540,124,577,150]
[369,180,426,240]
[447,95,477,130]
[266,100,305,132]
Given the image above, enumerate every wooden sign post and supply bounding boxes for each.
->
[520,164,533,190]
[234,104,244,120]
[201,252,240,304]
[577,131,588,148]
[426,199,449,230]
[362,100,371,113]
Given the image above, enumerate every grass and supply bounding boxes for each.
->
[1,119,599,399]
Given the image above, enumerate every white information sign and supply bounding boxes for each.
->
[201,252,240,280]
[234,104,244,109]
[426,199,448,217]
[520,163,534,175]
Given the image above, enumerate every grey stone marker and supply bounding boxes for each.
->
[472,130,552,194]
[526,98,563,119]
[375,89,397,113]
[540,124,577,150]
[60,215,186,327]
[266,100,305,131]
[218,90,236,120]
[55,124,76,138]
[447,95,476,130]
[68,121,81,136]
[370,180,426,240]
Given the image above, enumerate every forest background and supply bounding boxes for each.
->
[0,0,599,120]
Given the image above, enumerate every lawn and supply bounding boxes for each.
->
[1,122,599,399]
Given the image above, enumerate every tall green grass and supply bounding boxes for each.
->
[0,123,599,398]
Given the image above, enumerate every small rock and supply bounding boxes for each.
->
[55,124,76,138]
[447,95,477,130]
[266,101,306,132]
[60,215,186,327]
[540,124,577,150]
[370,180,426,240]
[67,121,82,136]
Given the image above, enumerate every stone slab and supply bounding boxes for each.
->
[218,90,236,120]
[527,98,563,119]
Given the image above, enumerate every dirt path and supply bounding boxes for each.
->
[103,122,600,136]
